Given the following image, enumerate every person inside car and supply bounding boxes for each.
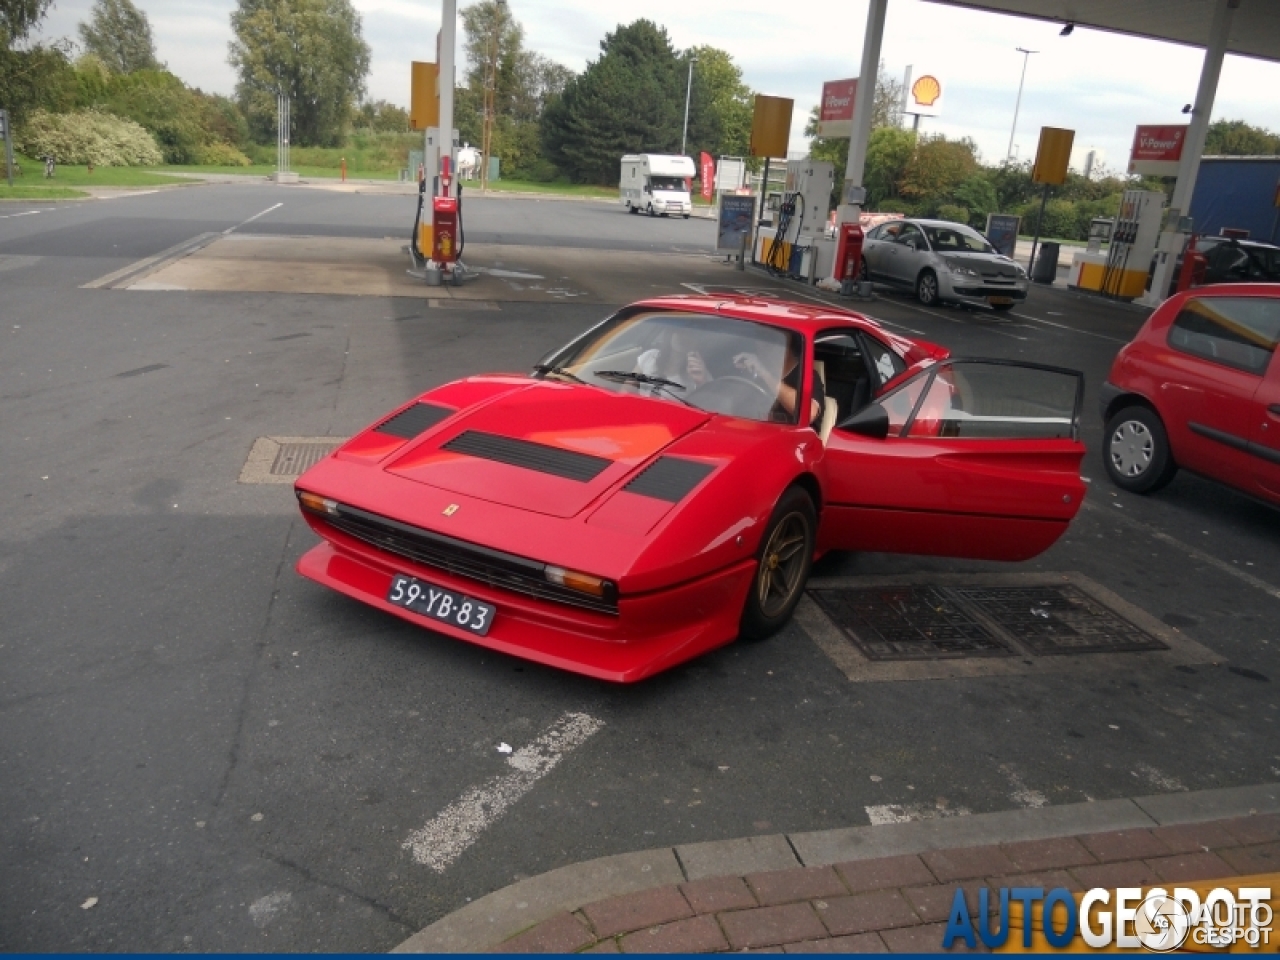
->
[635,326,713,389]
[732,339,823,428]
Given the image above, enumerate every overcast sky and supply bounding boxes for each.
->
[34,0,1280,172]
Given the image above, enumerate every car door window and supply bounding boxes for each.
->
[878,371,929,435]
[899,361,1081,440]
[861,334,905,388]
[1168,297,1280,376]
[896,224,925,250]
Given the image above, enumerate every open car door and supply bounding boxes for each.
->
[818,359,1086,562]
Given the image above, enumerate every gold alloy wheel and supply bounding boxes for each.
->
[756,511,810,618]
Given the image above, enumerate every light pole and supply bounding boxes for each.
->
[681,56,696,155]
[1006,46,1037,162]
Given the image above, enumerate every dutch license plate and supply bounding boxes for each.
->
[989,296,1014,305]
[387,573,495,636]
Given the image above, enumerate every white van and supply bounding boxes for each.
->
[620,154,696,218]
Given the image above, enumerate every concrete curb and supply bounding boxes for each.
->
[392,782,1279,953]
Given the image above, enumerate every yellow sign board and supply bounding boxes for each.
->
[750,95,793,159]
[410,61,439,131]
[1032,127,1075,186]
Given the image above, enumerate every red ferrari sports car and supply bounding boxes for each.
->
[295,295,1086,682]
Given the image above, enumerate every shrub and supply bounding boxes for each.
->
[937,204,970,226]
[17,108,163,166]
[196,141,252,166]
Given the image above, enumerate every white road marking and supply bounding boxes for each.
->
[889,298,1029,340]
[403,711,604,873]
[1081,500,1280,602]
[865,802,971,825]
[1010,311,1128,343]
[1134,763,1186,792]
[248,891,292,928]
[1001,764,1049,808]
[224,202,283,234]
[0,210,41,219]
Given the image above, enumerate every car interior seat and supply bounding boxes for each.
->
[813,361,839,445]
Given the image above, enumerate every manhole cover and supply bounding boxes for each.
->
[808,580,1168,663]
[808,586,1014,661]
[239,436,348,484]
[951,585,1167,655]
[271,442,339,476]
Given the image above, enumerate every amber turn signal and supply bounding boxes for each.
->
[297,490,339,516]
[545,565,610,598]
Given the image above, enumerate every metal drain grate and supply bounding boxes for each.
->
[270,442,340,477]
[808,581,1168,663]
[951,585,1167,655]
[808,586,1014,661]
[239,436,349,484]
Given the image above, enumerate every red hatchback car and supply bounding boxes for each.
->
[1101,283,1280,504]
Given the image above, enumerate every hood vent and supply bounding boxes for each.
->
[375,402,454,439]
[442,431,611,482]
[623,456,714,502]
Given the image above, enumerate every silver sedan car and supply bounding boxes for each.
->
[861,218,1029,310]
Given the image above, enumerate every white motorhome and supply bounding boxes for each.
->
[620,154,696,218]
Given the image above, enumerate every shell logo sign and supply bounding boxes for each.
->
[905,70,944,117]
[912,75,941,107]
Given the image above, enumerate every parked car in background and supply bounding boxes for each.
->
[1100,283,1280,506]
[1153,236,1280,297]
[861,218,1029,310]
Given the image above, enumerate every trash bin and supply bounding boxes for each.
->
[1032,241,1060,284]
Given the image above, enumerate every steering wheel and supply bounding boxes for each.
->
[688,376,774,418]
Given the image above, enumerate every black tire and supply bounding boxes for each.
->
[647,203,655,218]
[1104,405,1178,493]
[683,213,690,219]
[740,487,816,641]
[627,203,637,215]
[991,302,1015,312]
[916,269,940,306]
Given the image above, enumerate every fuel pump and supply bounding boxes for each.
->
[409,126,467,284]
[834,222,864,296]
[1099,189,1164,300]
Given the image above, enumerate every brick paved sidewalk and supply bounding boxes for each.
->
[495,814,1280,953]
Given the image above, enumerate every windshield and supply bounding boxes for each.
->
[540,310,804,423]
[649,176,687,192]
[923,224,996,254]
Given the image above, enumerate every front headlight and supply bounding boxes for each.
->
[947,262,979,278]
[1014,264,1028,278]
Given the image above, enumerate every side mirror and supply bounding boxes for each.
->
[837,402,890,439]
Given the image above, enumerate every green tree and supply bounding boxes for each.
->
[897,134,979,212]
[354,99,408,133]
[228,0,371,147]
[457,1,573,179]
[1,0,77,123]
[1203,118,1280,156]
[1,0,53,46]
[682,45,753,160]
[78,0,160,74]
[541,19,685,183]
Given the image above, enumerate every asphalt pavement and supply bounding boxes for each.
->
[1,182,1277,952]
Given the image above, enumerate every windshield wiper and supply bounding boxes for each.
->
[532,363,587,385]
[593,370,693,405]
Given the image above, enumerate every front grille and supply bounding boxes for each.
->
[954,286,1027,298]
[320,503,618,615]
[442,431,611,482]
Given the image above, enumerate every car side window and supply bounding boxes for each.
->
[861,335,905,388]
[896,225,924,248]
[1168,297,1280,376]
[878,373,929,436]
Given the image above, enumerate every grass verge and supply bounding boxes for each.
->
[0,184,90,199]
[8,155,187,188]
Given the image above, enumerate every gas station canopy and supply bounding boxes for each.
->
[924,0,1280,64]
